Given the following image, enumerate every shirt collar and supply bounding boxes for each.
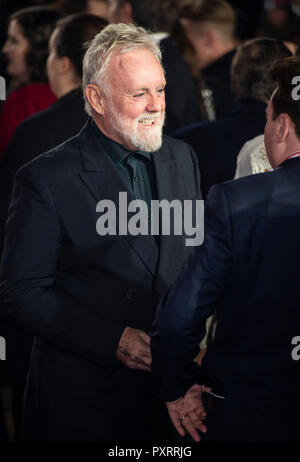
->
[90,119,151,164]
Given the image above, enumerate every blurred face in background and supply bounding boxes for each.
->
[108,0,119,21]
[2,19,30,83]
[46,29,62,96]
[87,0,109,20]
[108,0,129,23]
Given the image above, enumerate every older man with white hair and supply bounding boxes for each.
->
[0,24,202,442]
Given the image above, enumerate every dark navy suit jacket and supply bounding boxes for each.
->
[151,158,300,441]
[173,100,266,198]
[0,120,201,441]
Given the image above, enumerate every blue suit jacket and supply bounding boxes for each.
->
[151,158,300,441]
[173,100,266,198]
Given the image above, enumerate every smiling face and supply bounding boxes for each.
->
[2,19,29,83]
[99,47,166,151]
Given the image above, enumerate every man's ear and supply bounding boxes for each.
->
[203,29,214,47]
[60,56,72,74]
[276,113,290,143]
[84,84,104,115]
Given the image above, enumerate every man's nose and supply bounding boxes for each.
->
[2,40,9,54]
[146,93,164,112]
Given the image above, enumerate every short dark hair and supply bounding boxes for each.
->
[270,56,300,139]
[11,6,61,82]
[231,38,292,102]
[113,0,179,33]
[54,13,108,79]
[178,0,236,38]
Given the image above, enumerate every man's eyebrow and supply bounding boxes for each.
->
[132,84,166,93]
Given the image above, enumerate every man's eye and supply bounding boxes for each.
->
[158,88,165,94]
[134,93,144,98]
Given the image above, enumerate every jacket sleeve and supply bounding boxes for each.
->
[189,144,203,202]
[151,184,233,401]
[0,164,125,372]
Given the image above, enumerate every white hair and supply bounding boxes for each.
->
[82,23,163,115]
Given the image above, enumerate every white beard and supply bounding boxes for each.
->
[109,104,165,152]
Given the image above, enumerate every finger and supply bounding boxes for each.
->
[126,357,151,372]
[140,347,152,359]
[180,416,201,443]
[189,411,207,433]
[137,330,151,342]
[190,383,203,394]
[118,349,150,371]
[202,386,212,394]
[168,411,186,438]
[133,344,152,362]
[195,406,207,418]
[133,362,151,372]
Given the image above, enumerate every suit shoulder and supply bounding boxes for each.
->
[163,134,194,153]
[211,170,277,207]
[163,134,198,163]
[17,134,81,181]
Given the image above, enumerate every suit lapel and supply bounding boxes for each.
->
[152,142,186,295]
[78,122,159,276]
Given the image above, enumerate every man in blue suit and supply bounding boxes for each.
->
[151,55,300,442]
[0,24,201,441]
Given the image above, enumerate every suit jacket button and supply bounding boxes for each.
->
[175,268,180,273]
[126,288,135,299]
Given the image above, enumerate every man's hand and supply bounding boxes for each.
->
[166,384,209,442]
[116,327,151,372]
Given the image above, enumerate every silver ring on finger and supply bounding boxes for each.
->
[180,415,187,422]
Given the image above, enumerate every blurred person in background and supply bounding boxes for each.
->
[56,0,109,19]
[0,5,59,441]
[55,0,86,15]
[0,12,107,441]
[0,12,108,253]
[173,38,291,198]
[108,0,204,133]
[177,0,240,120]
[258,0,300,51]
[0,6,61,157]
[227,0,264,40]
[87,0,109,19]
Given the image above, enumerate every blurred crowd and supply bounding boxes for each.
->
[0,0,300,442]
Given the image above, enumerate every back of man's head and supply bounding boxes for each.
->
[178,0,236,42]
[231,38,292,103]
[109,0,178,33]
[270,56,300,140]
